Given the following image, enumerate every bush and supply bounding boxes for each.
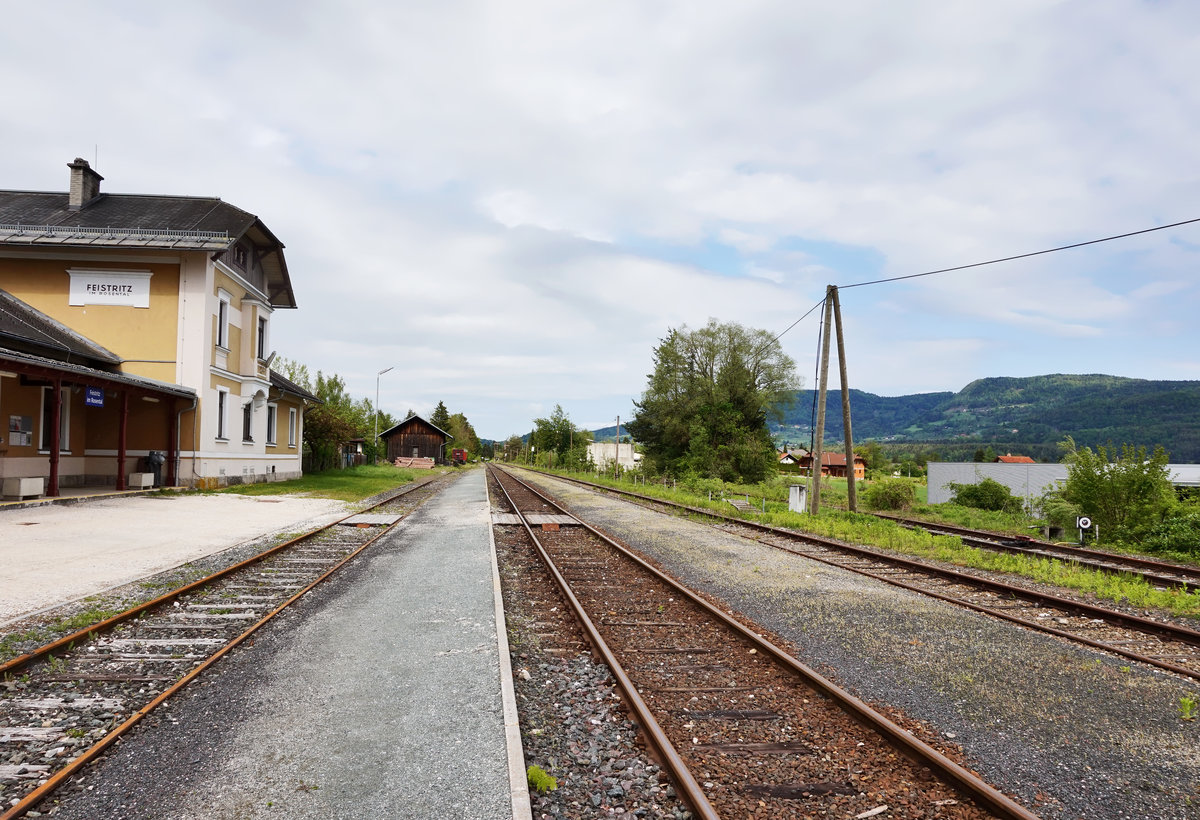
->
[865,480,916,511]
[1139,511,1200,558]
[946,478,1024,513]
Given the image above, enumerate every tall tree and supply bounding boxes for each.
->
[531,405,592,469]
[626,319,799,482]
[430,401,451,431]
[445,412,481,456]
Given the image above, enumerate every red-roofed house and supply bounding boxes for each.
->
[994,454,1036,464]
[799,451,866,479]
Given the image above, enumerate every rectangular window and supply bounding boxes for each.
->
[257,315,268,360]
[217,296,230,349]
[266,403,277,445]
[216,389,228,440]
[288,408,297,447]
[39,386,70,451]
[242,402,253,442]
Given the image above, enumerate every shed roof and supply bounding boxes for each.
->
[0,346,195,400]
[379,413,451,440]
[269,369,321,404]
[0,289,122,366]
[995,454,1037,463]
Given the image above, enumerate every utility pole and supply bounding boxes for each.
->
[809,290,834,514]
[831,286,857,512]
[810,285,857,514]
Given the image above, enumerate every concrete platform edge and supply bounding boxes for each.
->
[488,478,533,819]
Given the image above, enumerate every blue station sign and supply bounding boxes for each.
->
[85,386,105,407]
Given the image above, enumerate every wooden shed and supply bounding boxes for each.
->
[380,414,450,464]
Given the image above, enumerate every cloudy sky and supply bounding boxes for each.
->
[3,1,1198,439]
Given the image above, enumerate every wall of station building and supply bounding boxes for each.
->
[0,253,184,384]
[0,372,182,488]
[0,251,306,490]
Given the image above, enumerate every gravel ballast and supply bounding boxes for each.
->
[518,471,1200,820]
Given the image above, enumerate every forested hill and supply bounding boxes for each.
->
[773,374,1200,462]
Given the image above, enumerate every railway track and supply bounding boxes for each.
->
[490,465,1038,820]
[0,476,447,819]
[874,513,1200,591]
[519,469,1200,685]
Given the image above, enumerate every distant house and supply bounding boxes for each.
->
[380,414,450,464]
[799,451,866,479]
[994,454,1036,463]
[778,450,798,465]
[343,438,365,468]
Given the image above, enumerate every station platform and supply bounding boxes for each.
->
[0,483,166,510]
[5,469,530,819]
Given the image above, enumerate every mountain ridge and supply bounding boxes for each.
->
[770,373,1200,461]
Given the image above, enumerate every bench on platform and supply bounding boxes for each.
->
[2,477,44,500]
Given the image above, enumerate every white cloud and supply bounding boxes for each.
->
[3,0,1200,436]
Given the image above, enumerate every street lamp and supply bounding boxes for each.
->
[374,366,393,463]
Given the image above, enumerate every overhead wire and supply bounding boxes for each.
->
[769,215,1200,465]
[836,215,1200,290]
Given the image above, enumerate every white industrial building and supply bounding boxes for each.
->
[586,441,640,470]
[927,462,1200,508]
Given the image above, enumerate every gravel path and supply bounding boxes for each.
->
[519,471,1200,820]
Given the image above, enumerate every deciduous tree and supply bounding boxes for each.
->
[1052,437,1175,542]
[626,319,799,483]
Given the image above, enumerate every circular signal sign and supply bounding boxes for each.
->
[1077,516,1092,530]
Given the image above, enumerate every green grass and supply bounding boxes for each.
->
[539,466,1200,619]
[217,464,431,502]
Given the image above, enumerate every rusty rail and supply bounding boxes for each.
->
[492,466,1041,820]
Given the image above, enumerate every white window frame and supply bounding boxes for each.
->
[266,402,277,445]
[216,290,231,350]
[38,385,70,452]
[288,407,297,448]
[216,388,229,440]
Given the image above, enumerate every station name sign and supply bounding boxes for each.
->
[68,269,152,308]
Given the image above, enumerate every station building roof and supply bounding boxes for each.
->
[0,159,296,308]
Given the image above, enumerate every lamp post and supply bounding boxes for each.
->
[374,366,393,463]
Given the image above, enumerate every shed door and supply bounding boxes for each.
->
[412,447,419,458]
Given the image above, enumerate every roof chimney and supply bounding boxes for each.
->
[67,157,103,210]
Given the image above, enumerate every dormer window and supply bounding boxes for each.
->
[232,243,249,269]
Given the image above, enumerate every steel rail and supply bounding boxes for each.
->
[488,466,721,820]
[1,510,411,820]
[875,512,1200,589]
[493,466,1041,820]
[0,476,436,678]
[0,475,442,820]
[526,470,1200,651]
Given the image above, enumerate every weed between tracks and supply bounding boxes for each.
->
[536,469,1200,619]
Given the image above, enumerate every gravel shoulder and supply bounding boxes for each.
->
[519,470,1200,820]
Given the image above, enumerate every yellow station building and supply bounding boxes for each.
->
[0,158,318,496]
